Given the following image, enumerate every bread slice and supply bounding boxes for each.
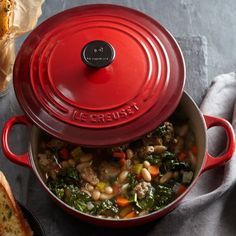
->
[0,0,14,39]
[0,171,33,236]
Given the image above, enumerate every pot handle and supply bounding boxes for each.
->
[202,115,235,172]
[1,116,32,168]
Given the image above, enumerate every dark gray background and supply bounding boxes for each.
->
[1,0,235,235]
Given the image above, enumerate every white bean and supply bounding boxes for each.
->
[118,170,129,183]
[104,186,113,195]
[141,168,152,182]
[99,193,113,200]
[76,162,91,172]
[92,190,101,201]
[143,161,151,168]
[80,153,93,163]
[160,172,173,184]
[85,183,94,192]
[153,145,167,154]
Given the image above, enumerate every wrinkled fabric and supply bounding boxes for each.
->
[151,72,236,236]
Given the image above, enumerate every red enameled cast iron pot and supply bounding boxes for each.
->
[1,92,235,227]
[1,4,235,227]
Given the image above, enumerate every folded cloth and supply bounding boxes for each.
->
[151,72,236,236]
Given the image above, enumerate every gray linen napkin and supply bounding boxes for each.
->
[152,72,236,236]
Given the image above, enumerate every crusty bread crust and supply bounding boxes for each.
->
[0,171,33,236]
[0,0,14,39]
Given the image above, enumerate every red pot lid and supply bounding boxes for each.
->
[14,4,185,147]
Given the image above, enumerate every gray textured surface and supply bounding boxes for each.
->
[178,36,208,105]
[0,84,30,203]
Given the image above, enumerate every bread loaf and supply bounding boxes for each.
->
[0,172,33,236]
[0,0,14,39]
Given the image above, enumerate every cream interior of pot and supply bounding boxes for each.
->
[30,92,206,192]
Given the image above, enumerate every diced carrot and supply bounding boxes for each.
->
[116,196,130,207]
[119,205,133,218]
[191,146,198,155]
[176,184,187,197]
[59,148,70,160]
[148,165,160,177]
[178,152,188,161]
[124,211,136,219]
[113,152,126,159]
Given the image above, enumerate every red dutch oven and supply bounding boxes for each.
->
[1,4,235,227]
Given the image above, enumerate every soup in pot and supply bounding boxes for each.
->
[37,112,197,219]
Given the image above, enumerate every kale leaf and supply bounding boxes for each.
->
[64,185,91,212]
[59,167,79,182]
[161,151,175,160]
[152,184,174,211]
[91,200,119,217]
[137,186,156,210]
[161,159,191,173]
[127,173,138,191]
[153,124,167,137]
[145,154,162,165]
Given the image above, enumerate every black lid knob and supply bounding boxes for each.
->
[81,40,115,68]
